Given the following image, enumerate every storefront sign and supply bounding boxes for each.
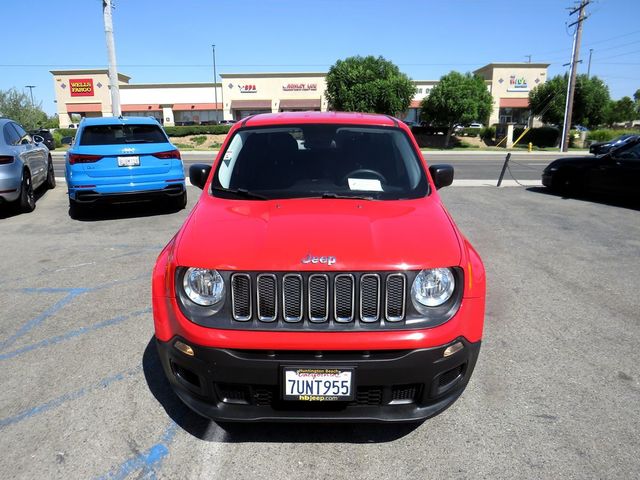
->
[69,78,94,97]
[282,83,317,92]
[238,84,257,93]
[507,75,528,92]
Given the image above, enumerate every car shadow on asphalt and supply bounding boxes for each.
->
[527,187,640,211]
[69,201,185,221]
[0,186,50,220]
[142,338,421,444]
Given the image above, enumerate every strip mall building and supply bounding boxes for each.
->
[51,62,549,128]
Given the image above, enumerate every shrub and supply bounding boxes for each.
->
[163,125,231,137]
[587,129,638,142]
[191,135,207,146]
[480,126,495,141]
[513,126,560,147]
[457,127,481,137]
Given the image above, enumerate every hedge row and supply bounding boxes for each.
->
[513,126,560,148]
[163,125,231,137]
[586,129,638,142]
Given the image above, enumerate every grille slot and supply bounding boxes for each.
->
[231,274,251,321]
[229,272,408,327]
[282,274,303,322]
[360,274,380,322]
[257,274,277,322]
[385,274,406,321]
[308,274,329,322]
[334,274,355,322]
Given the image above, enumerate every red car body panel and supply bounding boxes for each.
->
[174,197,462,272]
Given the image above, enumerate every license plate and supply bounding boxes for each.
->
[282,367,354,401]
[117,155,140,167]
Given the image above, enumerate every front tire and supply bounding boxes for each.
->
[18,171,36,213]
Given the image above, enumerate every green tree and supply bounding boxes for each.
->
[615,96,636,124]
[420,71,493,147]
[528,74,610,128]
[634,89,640,115]
[325,55,415,115]
[0,88,50,130]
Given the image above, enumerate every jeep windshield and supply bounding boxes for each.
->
[211,125,428,200]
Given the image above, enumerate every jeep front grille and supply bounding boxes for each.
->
[230,272,407,326]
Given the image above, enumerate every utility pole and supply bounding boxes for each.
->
[212,44,219,122]
[587,48,593,78]
[560,0,589,152]
[103,0,121,117]
[25,85,36,106]
[525,55,532,63]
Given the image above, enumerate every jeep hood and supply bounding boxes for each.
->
[175,196,462,271]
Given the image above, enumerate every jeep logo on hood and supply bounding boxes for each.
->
[301,254,336,266]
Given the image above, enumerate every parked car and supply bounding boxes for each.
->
[64,117,186,215]
[467,122,484,129]
[542,136,640,198]
[29,128,55,150]
[218,119,237,125]
[0,118,55,212]
[589,134,638,155]
[152,111,486,422]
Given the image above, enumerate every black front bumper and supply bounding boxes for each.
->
[156,337,481,422]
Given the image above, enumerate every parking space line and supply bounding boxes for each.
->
[0,275,148,352]
[0,366,141,429]
[94,422,178,480]
[0,288,88,351]
[0,307,151,362]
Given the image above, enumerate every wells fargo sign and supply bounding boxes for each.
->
[69,78,94,97]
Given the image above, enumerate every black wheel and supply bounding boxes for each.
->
[46,157,56,189]
[18,171,36,212]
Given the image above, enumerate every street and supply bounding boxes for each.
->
[51,150,578,182]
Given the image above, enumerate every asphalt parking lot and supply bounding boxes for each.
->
[1,183,639,479]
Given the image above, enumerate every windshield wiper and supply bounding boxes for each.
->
[319,192,375,200]
[211,186,269,200]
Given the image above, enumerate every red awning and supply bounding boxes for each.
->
[230,100,272,110]
[66,103,102,113]
[279,99,321,109]
[500,98,529,108]
[121,104,161,112]
[172,103,222,111]
[410,100,422,108]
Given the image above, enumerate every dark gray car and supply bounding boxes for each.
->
[0,118,55,212]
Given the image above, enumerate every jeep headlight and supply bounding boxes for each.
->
[411,268,455,308]
[182,268,224,306]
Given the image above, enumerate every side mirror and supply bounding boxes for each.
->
[429,164,454,190]
[189,163,212,190]
[61,136,74,145]
[32,134,44,144]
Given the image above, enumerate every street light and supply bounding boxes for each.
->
[25,85,36,106]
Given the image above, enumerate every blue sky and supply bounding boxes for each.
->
[2,0,638,115]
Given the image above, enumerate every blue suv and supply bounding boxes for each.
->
[65,117,186,214]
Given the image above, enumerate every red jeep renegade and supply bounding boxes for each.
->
[152,112,485,422]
